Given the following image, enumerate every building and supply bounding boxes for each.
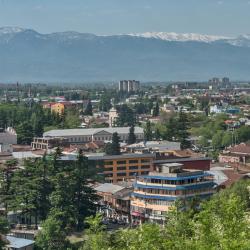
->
[43,127,144,144]
[222,77,230,84]
[109,108,119,127]
[154,157,211,171]
[0,127,17,145]
[89,153,155,183]
[219,143,250,165]
[131,163,215,223]
[119,80,140,92]
[31,137,69,150]
[50,103,65,115]
[6,236,34,250]
[94,183,132,216]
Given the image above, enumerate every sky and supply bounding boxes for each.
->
[0,0,249,36]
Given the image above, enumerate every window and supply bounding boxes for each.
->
[105,173,113,177]
[141,171,149,175]
[105,161,113,165]
[129,172,137,176]
[129,159,138,164]
[105,167,113,171]
[141,165,150,169]
[141,159,150,163]
[117,160,126,164]
[117,166,126,171]
[117,172,126,176]
[129,166,138,170]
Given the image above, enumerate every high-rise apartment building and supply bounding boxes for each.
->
[119,80,140,92]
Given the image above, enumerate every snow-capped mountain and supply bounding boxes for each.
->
[0,26,25,34]
[226,34,250,47]
[0,27,250,82]
[127,32,230,43]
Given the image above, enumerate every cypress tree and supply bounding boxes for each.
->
[128,125,137,144]
[144,121,153,141]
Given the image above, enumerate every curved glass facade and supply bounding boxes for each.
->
[131,167,215,222]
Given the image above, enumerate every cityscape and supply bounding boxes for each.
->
[0,1,250,250]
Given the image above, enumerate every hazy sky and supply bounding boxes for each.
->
[0,0,249,36]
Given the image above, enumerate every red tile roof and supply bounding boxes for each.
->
[227,143,250,155]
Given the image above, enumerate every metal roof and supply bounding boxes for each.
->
[94,183,125,194]
[140,172,212,181]
[44,127,144,137]
[153,157,212,164]
[88,153,155,161]
[6,236,34,248]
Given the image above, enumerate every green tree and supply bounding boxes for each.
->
[81,213,110,250]
[128,125,137,144]
[35,216,70,250]
[73,150,98,230]
[85,100,93,116]
[0,217,9,249]
[144,121,153,141]
[105,133,121,155]
[152,102,160,117]
[16,121,34,144]
[222,132,232,148]
[154,127,161,140]
[113,132,121,154]
[198,136,209,148]
[99,94,111,112]
[176,110,191,149]
[116,104,135,126]
[212,131,224,149]
[165,117,177,141]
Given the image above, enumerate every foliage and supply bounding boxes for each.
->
[99,94,112,112]
[128,125,136,144]
[1,150,98,235]
[0,217,9,249]
[144,121,153,141]
[81,213,110,250]
[152,102,160,117]
[105,133,121,155]
[116,104,135,126]
[35,216,71,250]
[81,180,250,250]
[84,100,93,116]
[176,110,191,149]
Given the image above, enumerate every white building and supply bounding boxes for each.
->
[210,105,223,114]
[119,80,140,92]
[0,127,17,145]
[109,108,119,127]
[43,127,144,143]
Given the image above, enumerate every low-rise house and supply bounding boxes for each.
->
[219,143,250,165]
[6,236,34,250]
[94,183,132,215]
[50,103,65,115]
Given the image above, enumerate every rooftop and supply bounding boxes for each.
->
[94,183,125,194]
[6,236,34,248]
[44,126,144,137]
[226,143,250,155]
[88,153,155,161]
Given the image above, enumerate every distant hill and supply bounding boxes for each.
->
[0,27,250,82]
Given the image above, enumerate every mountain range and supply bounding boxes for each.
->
[0,27,250,82]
